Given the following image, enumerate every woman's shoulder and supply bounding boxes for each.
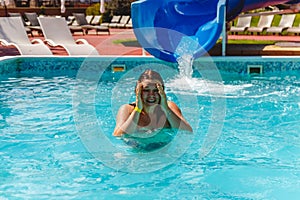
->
[119,103,135,111]
[167,100,178,107]
[116,103,135,117]
[129,102,136,107]
[120,103,134,107]
[167,101,182,113]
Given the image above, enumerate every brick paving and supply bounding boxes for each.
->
[1,28,300,57]
[228,34,300,42]
[0,28,145,56]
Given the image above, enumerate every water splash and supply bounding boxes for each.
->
[175,35,203,80]
[176,54,194,78]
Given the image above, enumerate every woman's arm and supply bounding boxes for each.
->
[165,101,193,132]
[113,82,144,136]
[113,104,141,136]
[157,83,193,132]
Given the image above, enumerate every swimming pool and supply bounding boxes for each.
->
[0,56,299,199]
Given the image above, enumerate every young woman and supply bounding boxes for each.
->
[113,69,193,136]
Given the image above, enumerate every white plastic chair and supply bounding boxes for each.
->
[38,17,99,55]
[266,14,296,35]
[247,14,274,35]
[0,17,52,55]
[229,15,252,34]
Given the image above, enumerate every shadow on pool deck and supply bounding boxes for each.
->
[1,29,300,57]
[210,43,300,56]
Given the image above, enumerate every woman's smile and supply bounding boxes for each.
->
[142,82,160,105]
[146,97,157,104]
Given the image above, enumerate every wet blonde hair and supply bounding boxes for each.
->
[137,69,165,89]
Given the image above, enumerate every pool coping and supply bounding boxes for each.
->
[1,55,300,75]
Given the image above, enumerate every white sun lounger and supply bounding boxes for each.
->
[38,17,99,55]
[266,14,296,35]
[229,15,252,34]
[247,14,274,35]
[286,23,300,35]
[0,17,52,55]
[72,13,110,35]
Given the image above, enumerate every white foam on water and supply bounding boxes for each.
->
[167,75,254,98]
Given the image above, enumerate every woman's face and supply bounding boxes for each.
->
[141,80,161,106]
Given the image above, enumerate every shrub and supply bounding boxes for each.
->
[86,0,138,23]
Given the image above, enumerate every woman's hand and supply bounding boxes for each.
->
[135,81,143,110]
[157,83,168,109]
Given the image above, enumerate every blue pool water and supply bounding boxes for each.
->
[0,56,300,199]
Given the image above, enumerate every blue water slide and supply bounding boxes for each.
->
[132,0,300,62]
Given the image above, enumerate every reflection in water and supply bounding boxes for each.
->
[121,128,175,152]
